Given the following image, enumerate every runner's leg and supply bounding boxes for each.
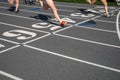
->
[14,0,19,12]
[8,0,16,11]
[101,0,109,17]
[86,0,96,8]
[8,0,14,5]
[91,0,96,4]
[37,0,49,10]
[86,0,92,4]
[45,0,67,26]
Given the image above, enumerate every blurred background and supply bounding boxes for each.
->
[55,0,116,6]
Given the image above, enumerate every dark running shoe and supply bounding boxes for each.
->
[14,9,19,13]
[8,6,16,11]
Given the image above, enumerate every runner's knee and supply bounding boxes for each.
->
[101,0,108,6]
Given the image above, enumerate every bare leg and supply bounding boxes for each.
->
[86,0,96,8]
[45,0,62,23]
[37,0,67,26]
[101,0,109,16]
[15,0,19,12]
[37,0,44,8]
[37,0,49,10]
[86,0,96,4]
[86,0,92,4]
[91,0,96,4]
[8,0,14,6]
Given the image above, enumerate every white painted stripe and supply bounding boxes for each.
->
[53,25,73,34]
[116,11,120,40]
[74,19,117,33]
[94,19,116,24]
[0,45,20,54]
[0,22,50,34]
[110,8,120,16]
[0,6,36,20]
[74,16,101,26]
[50,26,61,31]
[0,38,19,44]
[24,45,120,73]
[0,70,23,80]
[0,10,36,20]
[96,6,115,9]
[75,25,117,33]
[23,33,51,44]
[90,15,101,19]
[54,33,120,49]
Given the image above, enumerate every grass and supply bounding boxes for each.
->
[55,0,116,6]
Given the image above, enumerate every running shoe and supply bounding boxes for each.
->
[106,14,110,18]
[14,9,19,13]
[8,6,15,11]
[60,21,67,27]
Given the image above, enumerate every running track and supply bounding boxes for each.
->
[0,0,120,80]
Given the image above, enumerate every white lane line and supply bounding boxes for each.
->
[0,38,19,45]
[0,21,50,34]
[74,18,117,33]
[75,25,117,33]
[116,11,120,40]
[0,45,20,54]
[94,19,116,24]
[0,11,36,20]
[53,24,73,34]
[54,33,120,49]
[0,70,23,80]
[24,45,120,73]
[23,33,51,44]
